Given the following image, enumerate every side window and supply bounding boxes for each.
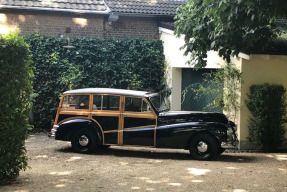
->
[93,95,120,111]
[61,95,90,110]
[125,97,152,112]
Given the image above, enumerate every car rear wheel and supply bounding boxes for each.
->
[189,133,218,160]
[71,129,96,153]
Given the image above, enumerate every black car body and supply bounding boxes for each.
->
[50,88,237,160]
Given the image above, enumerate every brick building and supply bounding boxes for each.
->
[0,0,185,39]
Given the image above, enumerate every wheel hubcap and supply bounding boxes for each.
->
[197,141,208,153]
[78,135,89,147]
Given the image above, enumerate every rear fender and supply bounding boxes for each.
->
[55,118,103,145]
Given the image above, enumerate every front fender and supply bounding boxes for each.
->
[55,118,103,145]
[156,122,229,149]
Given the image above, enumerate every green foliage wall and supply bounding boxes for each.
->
[0,31,33,185]
[246,84,287,152]
[25,34,166,131]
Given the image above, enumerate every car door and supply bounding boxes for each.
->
[122,96,157,146]
[91,94,121,145]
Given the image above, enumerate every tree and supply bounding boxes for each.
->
[0,31,33,185]
[246,84,286,152]
[174,0,287,68]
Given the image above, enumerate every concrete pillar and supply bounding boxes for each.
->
[171,67,182,111]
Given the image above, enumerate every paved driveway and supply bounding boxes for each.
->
[1,134,287,192]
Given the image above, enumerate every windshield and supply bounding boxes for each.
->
[149,94,169,112]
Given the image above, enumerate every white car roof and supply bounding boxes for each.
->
[63,88,157,97]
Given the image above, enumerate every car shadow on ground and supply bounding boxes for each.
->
[56,146,256,163]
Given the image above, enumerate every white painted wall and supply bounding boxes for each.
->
[159,27,221,111]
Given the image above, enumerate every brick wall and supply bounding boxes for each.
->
[0,11,105,37]
[0,10,160,40]
[105,16,159,39]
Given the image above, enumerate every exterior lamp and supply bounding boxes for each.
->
[108,13,119,25]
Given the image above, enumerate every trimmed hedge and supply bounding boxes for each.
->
[25,34,167,131]
[0,31,33,185]
[246,83,287,152]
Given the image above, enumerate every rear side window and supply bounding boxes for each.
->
[93,95,120,111]
[125,97,152,112]
[61,95,90,110]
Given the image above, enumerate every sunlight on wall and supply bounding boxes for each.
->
[0,13,18,34]
[0,14,9,34]
[72,18,88,27]
[0,13,7,22]
[187,168,211,176]
[0,25,11,34]
[18,15,26,22]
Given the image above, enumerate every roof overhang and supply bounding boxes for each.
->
[108,12,175,18]
[0,5,110,15]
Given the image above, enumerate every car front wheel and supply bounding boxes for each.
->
[189,133,218,160]
[71,129,96,153]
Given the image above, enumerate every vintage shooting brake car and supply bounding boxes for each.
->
[50,88,237,160]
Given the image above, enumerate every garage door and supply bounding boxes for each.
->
[181,68,222,112]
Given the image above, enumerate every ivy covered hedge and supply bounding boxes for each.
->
[25,34,167,131]
[0,32,33,185]
[246,83,287,152]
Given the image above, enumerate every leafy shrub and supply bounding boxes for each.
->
[246,83,286,152]
[0,31,33,185]
[25,34,167,131]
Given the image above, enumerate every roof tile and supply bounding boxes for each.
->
[0,0,186,15]
[106,0,186,16]
[0,0,107,12]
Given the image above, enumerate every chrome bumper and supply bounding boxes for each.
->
[48,125,58,138]
[221,121,238,149]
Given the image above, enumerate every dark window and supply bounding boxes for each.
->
[93,95,120,111]
[125,97,151,112]
[61,95,90,110]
